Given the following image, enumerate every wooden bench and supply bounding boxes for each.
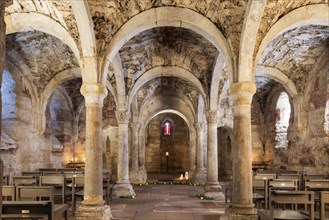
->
[253,178,267,209]
[2,201,50,220]
[2,185,15,201]
[320,191,329,220]
[16,186,68,220]
[11,176,38,186]
[39,175,67,204]
[258,190,314,220]
[254,173,277,180]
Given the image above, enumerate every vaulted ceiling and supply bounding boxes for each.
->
[4,0,329,121]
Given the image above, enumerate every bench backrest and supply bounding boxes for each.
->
[320,191,329,220]
[254,173,277,180]
[11,176,38,186]
[269,190,314,220]
[2,185,15,201]
[304,179,329,190]
[16,186,54,201]
[39,175,66,204]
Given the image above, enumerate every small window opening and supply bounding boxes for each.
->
[275,92,291,148]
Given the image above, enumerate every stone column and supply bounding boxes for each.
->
[138,130,147,181]
[76,83,112,219]
[193,122,207,185]
[204,110,224,200]
[225,81,257,219]
[112,110,135,197]
[129,122,144,183]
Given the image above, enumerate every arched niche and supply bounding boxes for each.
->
[145,113,189,174]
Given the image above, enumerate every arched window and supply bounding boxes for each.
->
[275,92,291,148]
[1,69,17,121]
[161,118,174,136]
[325,99,329,134]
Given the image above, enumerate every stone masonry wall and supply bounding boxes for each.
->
[145,113,189,173]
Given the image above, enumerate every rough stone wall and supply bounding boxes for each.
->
[251,97,265,163]
[285,62,329,174]
[145,113,189,173]
[1,69,49,174]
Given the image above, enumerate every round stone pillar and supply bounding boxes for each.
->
[112,110,135,197]
[225,81,257,218]
[76,83,112,219]
[193,122,207,185]
[129,122,145,183]
[205,110,225,200]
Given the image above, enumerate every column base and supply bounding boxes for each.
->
[129,168,147,184]
[192,169,207,185]
[75,204,112,220]
[220,205,257,220]
[204,181,225,200]
[112,182,135,198]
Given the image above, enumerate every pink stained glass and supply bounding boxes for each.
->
[164,122,171,135]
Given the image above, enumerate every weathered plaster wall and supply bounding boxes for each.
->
[145,113,189,173]
[103,126,118,179]
[217,127,232,179]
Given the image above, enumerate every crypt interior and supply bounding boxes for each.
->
[0,0,328,220]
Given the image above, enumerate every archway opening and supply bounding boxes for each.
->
[145,113,190,178]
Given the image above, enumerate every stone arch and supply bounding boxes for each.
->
[39,68,82,134]
[256,65,300,129]
[6,58,39,132]
[139,95,197,176]
[256,4,329,67]
[128,66,206,110]
[101,6,234,84]
[5,12,80,62]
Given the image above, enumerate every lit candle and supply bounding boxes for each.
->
[83,157,86,162]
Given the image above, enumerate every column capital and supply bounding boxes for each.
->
[206,110,218,124]
[194,122,206,132]
[230,81,256,106]
[115,110,131,124]
[80,83,107,106]
[130,122,141,130]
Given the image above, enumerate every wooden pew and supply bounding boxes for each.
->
[1,201,50,220]
[267,179,298,210]
[252,178,267,209]
[258,190,314,220]
[2,186,15,201]
[278,173,302,190]
[39,175,67,204]
[72,176,84,215]
[16,186,68,220]
[11,176,38,186]
[320,191,329,220]
[254,173,277,180]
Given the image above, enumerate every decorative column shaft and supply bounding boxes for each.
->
[130,122,140,172]
[112,111,135,197]
[227,81,257,216]
[76,83,112,219]
[116,110,131,183]
[195,123,206,170]
[192,122,207,185]
[204,110,224,200]
[206,110,220,187]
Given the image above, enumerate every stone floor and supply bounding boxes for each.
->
[64,183,228,220]
[110,184,228,220]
